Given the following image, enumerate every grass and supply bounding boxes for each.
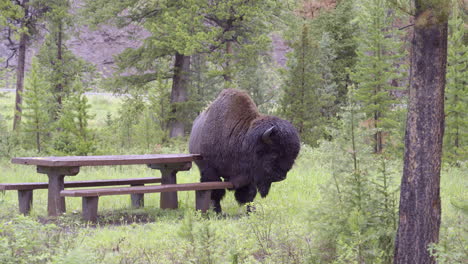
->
[0,92,466,263]
[0,145,465,263]
[0,92,123,130]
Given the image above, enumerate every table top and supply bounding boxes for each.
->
[11,154,202,167]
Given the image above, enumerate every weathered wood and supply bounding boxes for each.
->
[149,162,192,210]
[147,162,192,171]
[37,166,80,176]
[18,190,33,215]
[0,177,162,191]
[195,190,212,213]
[48,174,66,216]
[394,7,448,264]
[131,184,144,208]
[60,182,234,197]
[82,196,99,223]
[36,166,80,216]
[169,53,190,138]
[12,154,202,167]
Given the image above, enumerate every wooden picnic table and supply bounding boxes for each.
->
[11,154,202,216]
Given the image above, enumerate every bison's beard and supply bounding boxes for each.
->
[256,181,272,198]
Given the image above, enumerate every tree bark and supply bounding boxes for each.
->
[169,53,190,138]
[223,41,233,84]
[394,8,448,264]
[55,21,63,119]
[13,0,30,131]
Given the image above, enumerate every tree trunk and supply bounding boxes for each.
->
[223,41,233,85]
[394,8,448,264]
[169,53,190,138]
[53,21,64,121]
[13,0,30,131]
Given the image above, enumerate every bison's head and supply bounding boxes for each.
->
[244,117,300,197]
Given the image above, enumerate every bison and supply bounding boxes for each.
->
[189,89,300,213]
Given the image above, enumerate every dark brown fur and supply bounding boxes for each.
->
[189,89,300,212]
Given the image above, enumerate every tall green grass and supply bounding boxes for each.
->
[0,145,465,263]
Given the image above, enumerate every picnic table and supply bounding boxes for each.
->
[10,154,202,216]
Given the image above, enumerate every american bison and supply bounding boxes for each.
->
[189,89,300,213]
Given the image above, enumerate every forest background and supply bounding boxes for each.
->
[0,0,466,263]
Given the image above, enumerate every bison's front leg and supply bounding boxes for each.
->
[200,167,225,213]
[234,184,257,212]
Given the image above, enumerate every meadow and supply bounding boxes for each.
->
[0,92,123,130]
[0,92,466,263]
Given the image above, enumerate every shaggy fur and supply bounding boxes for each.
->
[189,89,300,212]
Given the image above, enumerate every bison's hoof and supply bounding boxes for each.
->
[246,204,256,213]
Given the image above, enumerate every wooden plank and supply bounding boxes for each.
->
[82,196,99,223]
[11,154,202,167]
[196,190,212,213]
[130,184,144,208]
[0,177,162,191]
[48,174,66,216]
[158,167,178,210]
[61,182,234,197]
[18,190,33,215]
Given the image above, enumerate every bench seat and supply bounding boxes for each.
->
[0,178,162,190]
[0,177,162,214]
[60,181,234,222]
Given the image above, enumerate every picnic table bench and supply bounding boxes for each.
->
[0,177,162,214]
[3,154,232,221]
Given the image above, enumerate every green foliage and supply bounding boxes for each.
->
[52,84,96,156]
[444,2,468,164]
[0,143,465,263]
[0,0,23,27]
[0,113,19,157]
[429,202,468,264]
[83,0,282,125]
[235,54,280,113]
[36,34,95,116]
[0,215,66,264]
[96,80,172,153]
[22,58,51,153]
[308,88,399,263]
[350,0,407,153]
[279,20,336,146]
[311,0,358,106]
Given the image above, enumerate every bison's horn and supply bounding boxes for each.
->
[262,126,275,145]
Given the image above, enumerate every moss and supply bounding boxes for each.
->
[415,0,451,25]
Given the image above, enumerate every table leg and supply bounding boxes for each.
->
[48,174,66,216]
[159,169,178,209]
[18,190,33,215]
[37,166,80,217]
[196,190,212,213]
[148,162,192,210]
[131,184,144,208]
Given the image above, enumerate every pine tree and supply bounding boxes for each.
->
[310,86,399,263]
[52,82,96,155]
[22,58,51,152]
[202,0,280,88]
[37,0,95,121]
[3,0,48,130]
[280,21,331,146]
[83,0,281,137]
[235,54,279,113]
[317,32,339,131]
[312,0,358,107]
[350,0,406,153]
[444,2,467,163]
[394,0,449,262]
